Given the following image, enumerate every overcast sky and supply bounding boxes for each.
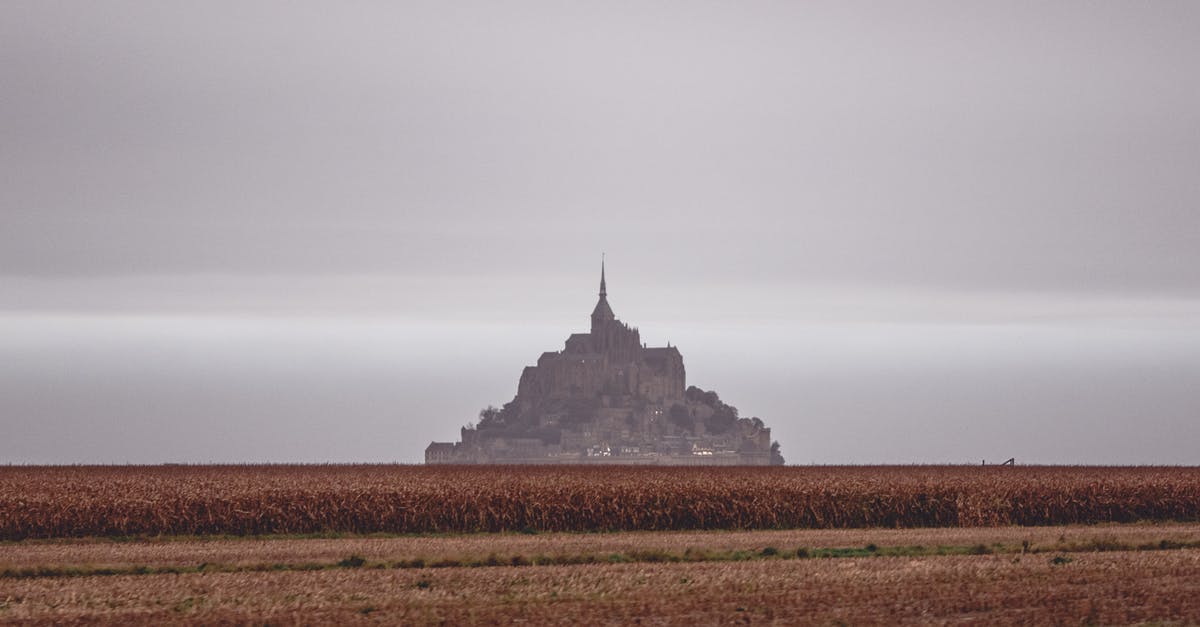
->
[2,2,1198,464]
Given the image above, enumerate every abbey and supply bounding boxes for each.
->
[425,263,782,465]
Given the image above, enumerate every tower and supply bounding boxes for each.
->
[590,255,614,334]
[588,256,640,357]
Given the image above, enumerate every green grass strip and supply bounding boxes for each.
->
[3,538,1199,580]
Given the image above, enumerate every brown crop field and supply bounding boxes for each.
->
[4,538,1200,625]
[2,464,1200,539]
[5,466,1200,625]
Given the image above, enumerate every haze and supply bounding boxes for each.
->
[2,2,1198,464]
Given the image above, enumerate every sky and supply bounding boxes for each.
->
[2,1,1198,464]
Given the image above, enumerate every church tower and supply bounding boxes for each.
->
[589,256,640,358]
[590,256,615,336]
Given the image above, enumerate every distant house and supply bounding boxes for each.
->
[424,442,457,464]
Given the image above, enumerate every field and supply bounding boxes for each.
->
[5,524,1200,624]
[3,465,1200,624]
[4,465,1200,538]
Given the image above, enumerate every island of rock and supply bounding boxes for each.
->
[425,263,783,465]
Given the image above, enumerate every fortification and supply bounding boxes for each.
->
[426,261,782,465]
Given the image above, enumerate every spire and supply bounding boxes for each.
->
[600,253,607,297]
[591,254,614,325]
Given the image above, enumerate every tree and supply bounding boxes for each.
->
[705,403,737,434]
[669,403,693,431]
[477,405,503,429]
[684,385,739,434]
[770,441,785,466]
[498,399,524,427]
[685,385,720,407]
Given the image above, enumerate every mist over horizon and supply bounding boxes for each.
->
[2,2,1198,465]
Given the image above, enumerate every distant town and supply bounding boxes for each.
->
[426,262,783,465]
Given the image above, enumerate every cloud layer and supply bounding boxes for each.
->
[2,2,1198,463]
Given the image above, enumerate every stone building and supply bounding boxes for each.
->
[425,262,781,465]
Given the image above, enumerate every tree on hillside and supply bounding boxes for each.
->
[478,405,503,429]
[669,403,692,431]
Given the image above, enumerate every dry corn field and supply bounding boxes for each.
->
[5,465,1200,625]
[3,465,1200,539]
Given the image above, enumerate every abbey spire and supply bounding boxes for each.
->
[591,255,615,326]
[600,255,607,297]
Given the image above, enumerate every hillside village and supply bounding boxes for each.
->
[426,263,783,465]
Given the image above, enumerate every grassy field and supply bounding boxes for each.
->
[3,524,1200,625]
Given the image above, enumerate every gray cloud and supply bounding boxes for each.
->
[1,1,1198,463]
[4,2,1198,291]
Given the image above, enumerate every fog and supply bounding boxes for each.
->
[2,2,1198,464]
